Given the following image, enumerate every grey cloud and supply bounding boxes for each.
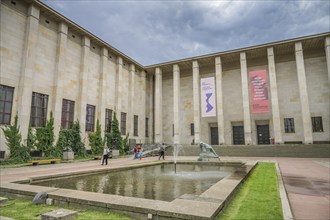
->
[42,0,329,65]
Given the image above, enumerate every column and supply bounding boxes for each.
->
[295,42,313,144]
[154,67,163,143]
[115,57,123,118]
[240,52,252,145]
[17,5,40,141]
[148,75,154,143]
[77,36,90,134]
[97,47,108,137]
[52,23,68,138]
[141,70,147,142]
[192,61,201,144]
[215,57,225,144]
[325,37,330,83]
[267,47,283,144]
[173,64,180,144]
[128,64,135,137]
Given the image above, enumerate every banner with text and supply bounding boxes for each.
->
[249,70,269,113]
[201,77,216,117]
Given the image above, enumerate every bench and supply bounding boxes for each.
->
[32,159,61,166]
[94,156,103,160]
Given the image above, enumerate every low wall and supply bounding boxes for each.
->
[166,144,330,158]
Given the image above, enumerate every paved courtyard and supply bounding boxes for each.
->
[0,156,329,219]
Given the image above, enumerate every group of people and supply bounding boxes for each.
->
[132,144,143,160]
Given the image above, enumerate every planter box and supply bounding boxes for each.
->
[112,150,119,158]
[63,151,74,161]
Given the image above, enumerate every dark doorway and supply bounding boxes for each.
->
[210,127,218,145]
[257,125,270,144]
[233,126,245,145]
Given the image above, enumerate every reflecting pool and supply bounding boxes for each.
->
[31,163,237,201]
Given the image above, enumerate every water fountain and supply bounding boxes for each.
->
[173,144,182,173]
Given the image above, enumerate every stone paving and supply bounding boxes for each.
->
[0,156,329,219]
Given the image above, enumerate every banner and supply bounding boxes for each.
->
[249,70,269,113]
[201,77,216,117]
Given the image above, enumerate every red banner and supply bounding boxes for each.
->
[249,70,269,113]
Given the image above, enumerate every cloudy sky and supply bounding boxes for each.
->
[41,0,330,66]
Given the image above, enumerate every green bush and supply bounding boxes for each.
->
[89,120,103,155]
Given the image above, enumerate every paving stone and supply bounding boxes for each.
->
[0,197,8,204]
[0,216,14,220]
[41,209,77,220]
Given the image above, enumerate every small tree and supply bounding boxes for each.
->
[35,112,56,157]
[89,120,103,155]
[70,121,85,157]
[55,128,70,156]
[1,114,31,162]
[26,126,36,151]
[111,112,123,153]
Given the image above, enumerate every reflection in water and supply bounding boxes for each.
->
[31,164,236,201]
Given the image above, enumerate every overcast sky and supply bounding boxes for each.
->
[41,0,330,66]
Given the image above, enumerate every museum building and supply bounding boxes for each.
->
[1,0,330,157]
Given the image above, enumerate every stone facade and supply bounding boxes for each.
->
[0,0,329,157]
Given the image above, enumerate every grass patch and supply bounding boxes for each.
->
[0,195,132,220]
[217,162,283,220]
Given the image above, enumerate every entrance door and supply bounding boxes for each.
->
[233,126,245,145]
[210,127,218,145]
[257,125,270,144]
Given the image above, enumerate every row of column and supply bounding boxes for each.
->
[154,37,330,145]
[17,4,149,142]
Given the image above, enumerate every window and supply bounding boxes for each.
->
[30,92,48,127]
[284,118,295,133]
[86,104,95,131]
[172,124,174,136]
[61,99,74,129]
[0,85,14,125]
[145,117,149,137]
[121,112,126,135]
[190,123,194,136]
[312,117,323,132]
[105,109,112,133]
[134,115,138,136]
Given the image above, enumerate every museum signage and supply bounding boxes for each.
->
[249,70,270,113]
[201,77,216,117]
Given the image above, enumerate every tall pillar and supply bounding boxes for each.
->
[141,70,147,142]
[267,47,283,144]
[295,42,313,144]
[193,61,201,144]
[97,47,108,137]
[173,64,180,144]
[52,23,68,138]
[154,67,163,143]
[17,5,40,141]
[115,57,123,119]
[325,37,330,83]
[128,64,135,137]
[148,75,154,143]
[77,36,90,134]
[240,52,252,145]
[215,57,225,144]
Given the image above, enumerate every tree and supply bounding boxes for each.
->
[35,112,56,157]
[111,112,123,153]
[26,126,36,151]
[1,114,30,162]
[89,119,103,155]
[70,120,85,157]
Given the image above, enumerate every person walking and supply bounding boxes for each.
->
[158,144,165,160]
[101,146,110,165]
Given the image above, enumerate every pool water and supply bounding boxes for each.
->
[31,163,236,201]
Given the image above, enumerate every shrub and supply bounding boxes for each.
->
[89,120,103,155]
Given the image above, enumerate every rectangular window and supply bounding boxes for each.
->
[105,109,113,133]
[121,112,126,135]
[284,118,295,133]
[0,85,14,125]
[30,92,48,127]
[145,117,149,137]
[61,99,75,129]
[86,104,95,132]
[134,115,138,136]
[312,117,323,132]
[190,123,194,136]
